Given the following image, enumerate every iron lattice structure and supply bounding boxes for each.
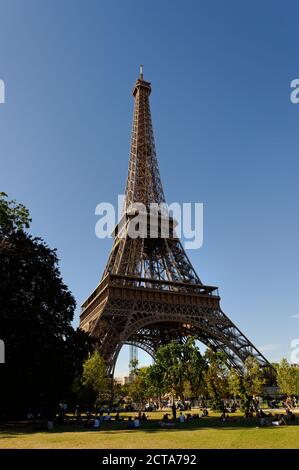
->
[80,68,271,376]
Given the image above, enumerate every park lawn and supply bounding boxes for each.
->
[0,410,299,449]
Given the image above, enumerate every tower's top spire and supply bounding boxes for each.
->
[124,70,165,211]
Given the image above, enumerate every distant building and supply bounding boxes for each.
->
[114,375,131,385]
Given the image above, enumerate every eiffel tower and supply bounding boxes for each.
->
[80,66,271,377]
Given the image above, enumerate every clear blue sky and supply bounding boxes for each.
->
[0,0,298,376]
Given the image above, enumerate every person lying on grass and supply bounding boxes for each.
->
[272,415,287,426]
[219,413,237,423]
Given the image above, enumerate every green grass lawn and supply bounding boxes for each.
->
[1,410,298,449]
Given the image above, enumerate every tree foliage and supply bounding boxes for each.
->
[0,194,92,418]
[0,192,31,239]
[227,367,241,398]
[82,351,106,392]
[127,366,151,407]
[81,351,108,405]
[276,358,299,396]
[147,338,207,400]
[204,350,229,410]
[243,356,266,397]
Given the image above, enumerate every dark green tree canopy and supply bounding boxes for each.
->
[147,338,207,399]
[0,192,31,239]
[0,194,91,418]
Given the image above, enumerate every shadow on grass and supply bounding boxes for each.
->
[1,416,298,437]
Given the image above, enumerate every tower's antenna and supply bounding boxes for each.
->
[139,64,143,79]
[129,344,138,374]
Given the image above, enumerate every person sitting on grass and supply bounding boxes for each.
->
[285,408,295,422]
[27,410,35,420]
[127,416,134,429]
[85,417,93,428]
[171,403,177,421]
[178,412,185,423]
[141,412,148,421]
[220,412,228,422]
[114,412,124,422]
[75,413,82,425]
[162,413,169,423]
[93,417,100,429]
[227,415,237,423]
[159,418,176,428]
[286,397,293,409]
[104,412,111,421]
[134,416,140,428]
[257,409,267,418]
[220,413,233,423]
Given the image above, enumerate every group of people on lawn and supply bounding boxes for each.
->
[27,396,297,431]
[256,407,295,426]
[267,396,297,409]
[81,404,210,430]
[218,406,296,427]
[82,410,149,429]
[159,404,209,427]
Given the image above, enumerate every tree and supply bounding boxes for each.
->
[204,350,229,410]
[82,351,106,392]
[227,368,241,399]
[112,381,128,404]
[276,358,299,396]
[146,362,166,404]
[129,358,139,378]
[82,351,107,405]
[0,194,92,418]
[243,356,266,397]
[238,356,266,411]
[127,367,151,409]
[0,192,31,239]
[147,338,207,402]
[179,338,207,399]
[147,342,185,400]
